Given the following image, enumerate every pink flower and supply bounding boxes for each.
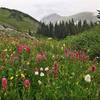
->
[23,79,30,89]
[17,44,30,53]
[53,62,59,79]
[2,77,7,91]
[36,51,46,62]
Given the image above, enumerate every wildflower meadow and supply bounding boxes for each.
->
[0,35,99,100]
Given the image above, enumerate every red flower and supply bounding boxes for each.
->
[80,51,89,61]
[64,49,70,58]
[53,62,59,79]
[75,51,80,59]
[2,77,7,91]
[89,65,96,72]
[70,52,75,59]
[23,79,30,89]
[36,51,46,62]
[17,44,30,53]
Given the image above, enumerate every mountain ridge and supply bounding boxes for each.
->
[41,12,98,24]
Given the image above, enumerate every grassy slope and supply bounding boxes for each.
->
[0,7,40,32]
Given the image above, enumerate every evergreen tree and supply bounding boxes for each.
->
[36,26,41,34]
[90,21,94,27]
[82,20,89,31]
[97,10,100,19]
[77,20,82,33]
[54,22,60,38]
[36,19,95,39]
[48,22,54,37]
[60,21,67,38]
[68,19,77,35]
[65,21,70,35]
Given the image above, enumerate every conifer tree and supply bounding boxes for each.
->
[77,20,82,33]
[82,20,89,31]
[97,10,100,19]
[48,22,54,37]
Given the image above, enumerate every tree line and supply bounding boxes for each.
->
[36,19,98,39]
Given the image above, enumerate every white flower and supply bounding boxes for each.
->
[61,55,64,59]
[48,37,52,40]
[96,56,99,59]
[63,43,66,47]
[87,49,90,52]
[40,72,44,77]
[38,80,42,85]
[45,67,49,71]
[35,71,39,75]
[40,67,43,71]
[84,74,91,83]
[52,55,55,58]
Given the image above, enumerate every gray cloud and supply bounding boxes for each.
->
[0,0,100,20]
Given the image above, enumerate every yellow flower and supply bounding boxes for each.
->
[26,61,30,65]
[21,73,25,78]
[76,81,79,85]
[3,49,7,52]
[61,47,63,50]
[10,76,14,80]
[9,49,12,51]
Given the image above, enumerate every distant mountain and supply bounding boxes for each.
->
[0,7,40,32]
[41,12,98,24]
[41,13,62,24]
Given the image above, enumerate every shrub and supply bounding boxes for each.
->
[71,26,100,62]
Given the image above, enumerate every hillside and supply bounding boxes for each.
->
[0,7,40,32]
[41,12,98,24]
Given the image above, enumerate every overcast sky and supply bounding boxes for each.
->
[0,0,100,20]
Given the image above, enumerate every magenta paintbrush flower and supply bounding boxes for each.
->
[89,65,96,72]
[23,79,30,89]
[17,44,30,53]
[53,62,59,79]
[36,51,46,62]
[2,77,7,91]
